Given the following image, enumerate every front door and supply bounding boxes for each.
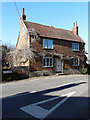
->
[55,57,62,72]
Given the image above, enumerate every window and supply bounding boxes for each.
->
[43,39,53,49]
[43,57,53,67]
[72,58,79,66]
[72,42,79,51]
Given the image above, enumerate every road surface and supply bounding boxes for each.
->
[1,75,89,120]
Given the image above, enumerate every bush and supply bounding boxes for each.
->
[29,72,40,78]
[2,71,29,82]
[84,68,88,74]
[3,66,10,70]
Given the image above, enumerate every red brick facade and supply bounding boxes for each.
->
[29,37,85,72]
[15,8,85,74]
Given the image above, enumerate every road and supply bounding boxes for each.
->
[1,75,89,120]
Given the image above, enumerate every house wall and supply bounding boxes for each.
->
[16,19,30,49]
[30,36,84,72]
[15,18,30,67]
[64,56,84,69]
[15,18,84,73]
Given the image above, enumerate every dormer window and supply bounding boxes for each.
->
[43,39,53,49]
[72,42,79,51]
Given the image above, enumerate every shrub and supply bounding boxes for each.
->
[84,68,88,74]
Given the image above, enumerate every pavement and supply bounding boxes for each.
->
[0,74,89,120]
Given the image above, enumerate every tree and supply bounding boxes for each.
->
[2,44,15,67]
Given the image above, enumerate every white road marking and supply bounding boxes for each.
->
[20,91,75,119]
[30,91,37,93]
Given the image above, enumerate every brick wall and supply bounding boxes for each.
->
[29,36,84,71]
[15,18,84,72]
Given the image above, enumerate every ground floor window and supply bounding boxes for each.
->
[43,57,53,67]
[72,58,79,66]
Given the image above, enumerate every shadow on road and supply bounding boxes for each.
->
[2,81,89,120]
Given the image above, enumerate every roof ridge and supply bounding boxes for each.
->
[24,21,72,32]
[24,20,84,43]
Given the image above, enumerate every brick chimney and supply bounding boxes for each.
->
[21,8,26,20]
[72,21,78,35]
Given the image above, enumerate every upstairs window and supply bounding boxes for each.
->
[43,57,53,67]
[72,42,79,51]
[72,58,79,66]
[43,39,53,49]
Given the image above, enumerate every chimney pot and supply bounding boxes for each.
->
[21,8,26,20]
[72,21,78,35]
[75,21,77,26]
[21,8,24,16]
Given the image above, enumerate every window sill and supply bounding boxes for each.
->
[43,66,53,68]
[72,50,79,52]
[72,65,79,67]
[43,48,54,50]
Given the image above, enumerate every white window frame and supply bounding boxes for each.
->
[72,42,79,51]
[43,39,53,49]
[42,57,53,68]
[72,58,79,66]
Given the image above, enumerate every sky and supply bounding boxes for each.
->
[1,2,88,53]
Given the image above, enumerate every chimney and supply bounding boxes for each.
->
[21,8,26,20]
[72,21,78,35]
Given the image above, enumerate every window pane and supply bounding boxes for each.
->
[78,43,79,50]
[75,43,77,50]
[50,40,53,49]
[47,40,53,49]
[43,39,47,48]
[47,40,50,48]
[75,43,76,50]
[43,57,53,67]
[43,40,45,48]
[45,58,47,66]
[73,59,75,65]
[50,58,53,66]
[47,58,49,66]
[76,59,78,65]
[72,43,74,50]
[72,42,79,51]
[43,39,53,49]
[76,43,78,50]
[72,58,79,66]
[43,58,45,66]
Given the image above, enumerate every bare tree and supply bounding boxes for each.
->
[2,44,15,67]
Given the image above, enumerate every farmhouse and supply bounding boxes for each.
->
[15,8,85,75]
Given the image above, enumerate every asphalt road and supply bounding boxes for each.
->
[1,75,89,120]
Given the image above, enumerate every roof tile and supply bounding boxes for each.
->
[24,21,85,43]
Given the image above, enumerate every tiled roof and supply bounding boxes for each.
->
[24,21,85,43]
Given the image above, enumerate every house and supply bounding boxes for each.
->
[14,8,85,75]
